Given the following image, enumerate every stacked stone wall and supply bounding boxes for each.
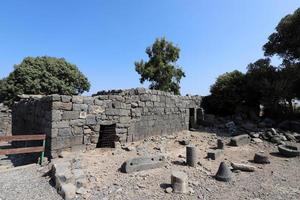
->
[0,103,12,136]
[12,88,201,158]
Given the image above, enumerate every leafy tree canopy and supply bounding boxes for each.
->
[263,8,300,61]
[203,70,246,115]
[135,37,185,95]
[0,56,90,106]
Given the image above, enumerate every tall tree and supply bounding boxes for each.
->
[263,8,300,61]
[135,38,185,95]
[0,56,90,106]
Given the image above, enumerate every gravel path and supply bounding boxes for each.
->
[0,164,62,200]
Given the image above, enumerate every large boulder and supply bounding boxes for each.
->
[230,134,251,146]
[121,155,166,173]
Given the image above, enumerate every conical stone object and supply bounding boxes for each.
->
[215,162,232,182]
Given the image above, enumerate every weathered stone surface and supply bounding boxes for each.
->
[61,183,76,200]
[72,96,84,104]
[231,162,256,172]
[254,152,270,164]
[62,111,80,120]
[186,146,197,167]
[230,134,251,146]
[73,104,88,112]
[207,149,223,160]
[171,171,188,194]
[121,155,166,173]
[278,145,300,157]
[217,139,224,149]
[53,102,73,111]
[61,95,72,103]
[215,162,232,182]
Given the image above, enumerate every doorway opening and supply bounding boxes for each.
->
[97,124,117,148]
[189,108,195,130]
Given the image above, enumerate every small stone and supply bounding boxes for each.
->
[252,138,263,143]
[76,187,87,195]
[207,149,223,160]
[165,187,173,193]
[179,140,190,145]
[61,183,76,200]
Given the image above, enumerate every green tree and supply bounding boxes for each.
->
[263,8,300,61]
[263,7,300,101]
[0,56,90,106]
[202,70,246,115]
[135,38,185,95]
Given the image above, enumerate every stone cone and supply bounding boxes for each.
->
[215,162,232,182]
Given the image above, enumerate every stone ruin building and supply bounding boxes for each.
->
[0,103,12,136]
[11,88,202,158]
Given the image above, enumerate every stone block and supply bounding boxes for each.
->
[72,126,83,135]
[61,95,72,103]
[70,135,83,146]
[86,115,96,125]
[53,121,70,128]
[121,155,166,173]
[52,110,62,121]
[230,134,251,146]
[51,94,61,101]
[88,105,105,114]
[83,97,94,104]
[72,96,84,104]
[61,183,76,200]
[119,116,131,124]
[53,102,73,111]
[58,128,72,137]
[73,104,88,112]
[62,111,80,120]
[207,149,223,160]
[171,171,188,194]
[79,111,87,119]
[69,119,85,126]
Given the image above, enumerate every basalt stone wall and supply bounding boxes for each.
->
[0,103,12,136]
[12,88,201,158]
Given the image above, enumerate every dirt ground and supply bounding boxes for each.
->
[75,130,300,200]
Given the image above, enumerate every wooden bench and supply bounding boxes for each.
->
[0,134,46,165]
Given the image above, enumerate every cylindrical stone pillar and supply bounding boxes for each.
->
[186,145,197,167]
[171,171,188,193]
[217,139,224,149]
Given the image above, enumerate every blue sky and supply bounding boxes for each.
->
[0,1,300,96]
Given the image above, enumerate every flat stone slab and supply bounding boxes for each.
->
[230,134,251,146]
[207,149,223,160]
[122,155,166,173]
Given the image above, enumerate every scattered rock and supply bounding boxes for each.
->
[217,139,225,149]
[254,152,270,164]
[61,183,76,200]
[230,134,251,146]
[278,145,300,157]
[179,140,190,145]
[252,138,263,143]
[186,146,197,167]
[215,162,232,182]
[121,155,166,173]
[171,171,188,193]
[165,187,173,193]
[231,162,256,172]
[207,149,223,160]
